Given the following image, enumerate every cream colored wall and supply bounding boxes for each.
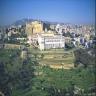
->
[26,21,43,36]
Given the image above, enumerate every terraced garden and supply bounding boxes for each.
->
[28,48,75,69]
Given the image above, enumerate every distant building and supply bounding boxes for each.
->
[65,37,71,43]
[26,21,43,36]
[55,24,63,35]
[80,37,86,45]
[50,24,56,31]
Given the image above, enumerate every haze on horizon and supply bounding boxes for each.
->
[0,0,95,26]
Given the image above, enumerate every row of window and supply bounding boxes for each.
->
[45,39,63,42]
[44,43,62,48]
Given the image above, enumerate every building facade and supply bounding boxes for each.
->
[38,35,65,50]
[26,21,43,36]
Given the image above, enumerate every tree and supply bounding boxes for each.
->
[74,49,95,68]
[65,42,74,50]
[41,53,44,59]
[0,62,11,96]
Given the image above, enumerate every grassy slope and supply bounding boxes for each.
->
[0,48,95,96]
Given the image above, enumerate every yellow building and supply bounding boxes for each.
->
[85,33,90,41]
[26,21,43,36]
[32,21,43,33]
[26,23,33,36]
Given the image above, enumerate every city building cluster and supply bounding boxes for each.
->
[0,20,95,50]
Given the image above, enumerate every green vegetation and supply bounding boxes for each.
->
[74,48,95,67]
[0,48,35,96]
[0,47,95,96]
[41,67,95,89]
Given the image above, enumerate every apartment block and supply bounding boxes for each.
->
[38,35,65,50]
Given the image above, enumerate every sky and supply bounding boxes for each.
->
[0,0,95,26]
